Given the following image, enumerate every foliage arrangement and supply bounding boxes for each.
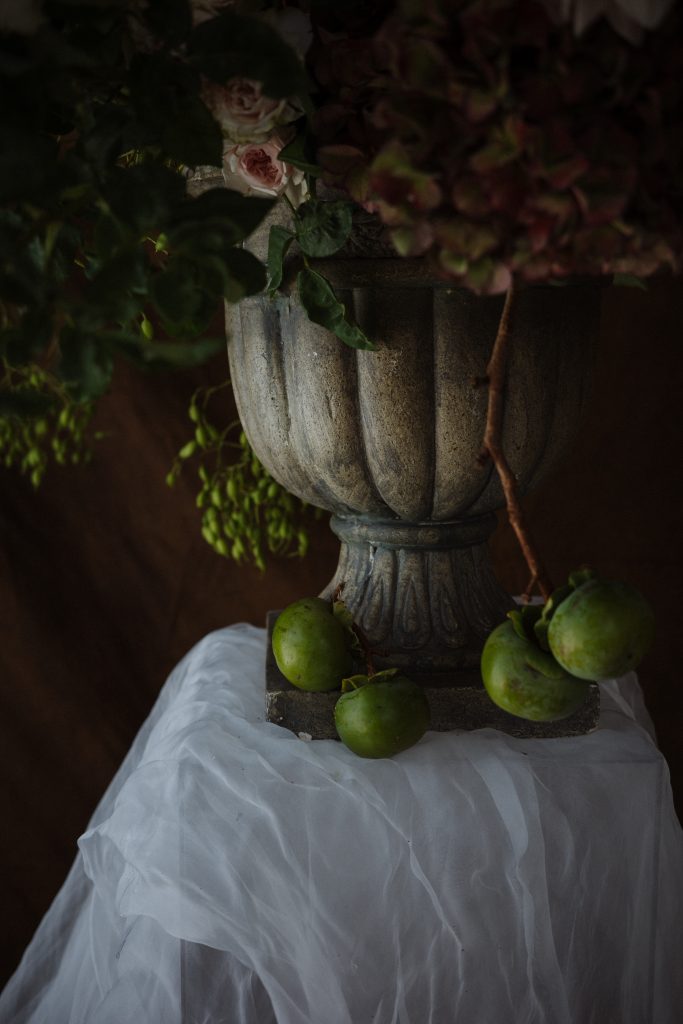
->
[1,0,681,568]
[166,382,320,569]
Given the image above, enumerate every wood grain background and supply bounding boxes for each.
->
[2,279,681,987]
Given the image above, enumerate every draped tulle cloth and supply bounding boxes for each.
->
[2,624,682,1024]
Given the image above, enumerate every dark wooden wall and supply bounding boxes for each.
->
[2,279,681,987]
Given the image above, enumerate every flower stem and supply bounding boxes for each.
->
[478,282,554,602]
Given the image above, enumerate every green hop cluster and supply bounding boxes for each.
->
[167,384,320,571]
[0,362,100,488]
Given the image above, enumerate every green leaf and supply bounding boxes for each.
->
[128,54,223,168]
[333,318,376,350]
[568,567,598,589]
[0,235,49,306]
[161,94,223,168]
[189,12,311,100]
[507,610,529,642]
[142,0,192,46]
[533,585,573,651]
[341,674,369,693]
[613,273,648,290]
[59,327,114,400]
[114,334,224,369]
[103,163,187,235]
[221,249,267,303]
[368,668,400,683]
[295,200,353,258]
[1,320,53,369]
[149,258,219,336]
[278,132,321,176]
[167,189,275,246]
[297,269,376,350]
[84,248,148,325]
[267,225,295,293]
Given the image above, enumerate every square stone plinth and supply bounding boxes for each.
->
[264,612,601,740]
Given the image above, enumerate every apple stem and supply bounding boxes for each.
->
[351,623,377,676]
[521,574,538,604]
[477,281,554,603]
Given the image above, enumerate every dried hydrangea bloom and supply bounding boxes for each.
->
[541,0,674,39]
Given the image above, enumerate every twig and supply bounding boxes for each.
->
[477,282,554,602]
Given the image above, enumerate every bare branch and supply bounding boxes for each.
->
[479,283,554,602]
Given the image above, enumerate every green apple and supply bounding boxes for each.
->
[334,670,430,758]
[272,597,354,692]
[547,579,655,680]
[481,620,591,721]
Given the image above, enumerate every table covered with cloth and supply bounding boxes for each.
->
[2,623,682,1024]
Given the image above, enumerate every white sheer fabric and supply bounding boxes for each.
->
[2,624,682,1024]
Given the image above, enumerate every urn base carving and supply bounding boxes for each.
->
[320,513,514,674]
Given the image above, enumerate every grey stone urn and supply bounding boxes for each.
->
[226,210,601,735]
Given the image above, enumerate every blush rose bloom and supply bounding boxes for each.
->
[203,77,302,144]
[223,137,308,206]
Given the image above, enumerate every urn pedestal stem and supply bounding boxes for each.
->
[321,514,513,674]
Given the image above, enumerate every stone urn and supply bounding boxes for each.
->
[226,213,601,734]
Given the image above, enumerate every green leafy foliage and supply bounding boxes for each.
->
[166,383,321,570]
[0,360,102,487]
[295,199,353,257]
[297,268,375,350]
[188,12,311,100]
[0,5,283,414]
[267,225,295,294]
[277,132,321,176]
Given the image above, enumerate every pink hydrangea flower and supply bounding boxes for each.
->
[541,0,674,40]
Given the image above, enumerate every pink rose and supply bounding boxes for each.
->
[223,137,307,205]
[203,77,301,144]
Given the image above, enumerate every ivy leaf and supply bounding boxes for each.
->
[114,334,224,369]
[149,258,220,336]
[267,225,295,293]
[296,200,353,258]
[221,248,267,303]
[297,268,376,350]
[189,13,311,100]
[103,163,187,235]
[613,273,647,290]
[167,189,275,246]
[59,327,114,401]
[278,132,321,176]
[161,93,223,168]
[142,0,192,47]
[128,55,223,168]
[84,248,148,326]
[0,308,53,365]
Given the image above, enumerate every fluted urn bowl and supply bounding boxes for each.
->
[228,243,599,678]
